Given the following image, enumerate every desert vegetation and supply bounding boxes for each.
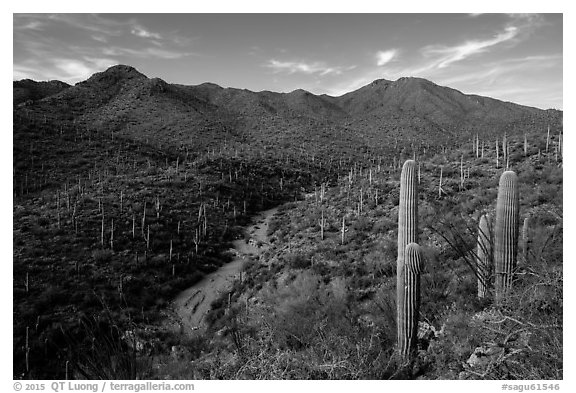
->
[13,65,562,380]
[176,129,562,380]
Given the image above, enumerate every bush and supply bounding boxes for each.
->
[284,252,310,269]
[92,249,113,263]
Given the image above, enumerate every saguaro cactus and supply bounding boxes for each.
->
[476,214,492,299]
[397,160,418,352]
[494,171,520,303]
[438,166,444,197]
[496,138,499,168]
[318,208,326,241]
[398,242,423,360]
[521,216,531,263]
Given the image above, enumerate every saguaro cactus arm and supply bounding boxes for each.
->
[398,242,423,360]
[476,214,492,299]
[521,216,531,264]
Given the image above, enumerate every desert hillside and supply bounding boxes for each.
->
[13,65,562,380]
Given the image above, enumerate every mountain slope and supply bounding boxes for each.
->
[13,79,71,105]
[14,65,562,155]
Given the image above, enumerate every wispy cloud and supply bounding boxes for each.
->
[52,58,116,81]
[14,13,201,83]
[15,14,195,47]
[422,26,518,69]
[321,21,560,108]
[437,54,562,87]
[14,57,118,83]
[507,13,543,22]
[131,25,162,40]
[14,19,45,31]
[91,35,108,43]
[375,49,398,66]
[102,46,195,59]
[265,59,355,76]
[43,14,124,37]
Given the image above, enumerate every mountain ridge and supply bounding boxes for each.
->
[14,64,562,154]
[15,64,556,110]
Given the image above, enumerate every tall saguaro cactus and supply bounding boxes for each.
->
[476,214,492,299]
[398,242,423,359]
[494,171,520,303]
[397,160,418,353]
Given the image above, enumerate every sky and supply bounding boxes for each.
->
[13,13,563,110]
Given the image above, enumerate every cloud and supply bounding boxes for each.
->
[422,26,519,69]
[16,14,191,46]
[323,77,374,96]
[507,13,542,22]
[375,49,398,66]
[14,20,45,31]
[131,25,162,40]
[42,14,124,37]
[14,57,119,83]
[14,14,201,85]
[102,46,195,59]
[52,59,103,81]
[13,64,42,81]
[437,54,562,87]
[265,59,355,76]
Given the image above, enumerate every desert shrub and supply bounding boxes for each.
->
[201,272,398,379]
[425,307,482,379]
[267,216,281,236]
[92,249,113,263]
[352,216,372,232]
[37,216,51,227]
[284,252,310,269]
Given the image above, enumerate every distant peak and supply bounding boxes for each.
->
[288,88,311,95]
[81,64,147,85]
[394,76,434,85]
[103,64,146,76]
[198,82,223,89]
[370,78,393,85]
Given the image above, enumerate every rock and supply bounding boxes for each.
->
[466,345,504,368]
[417,321,441,350]
[418,321,437,341]
[170,345,191,360]
[122,330,147,353]
[216,327,228,337]
[357,314,375,328]
[470,308,500,325]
